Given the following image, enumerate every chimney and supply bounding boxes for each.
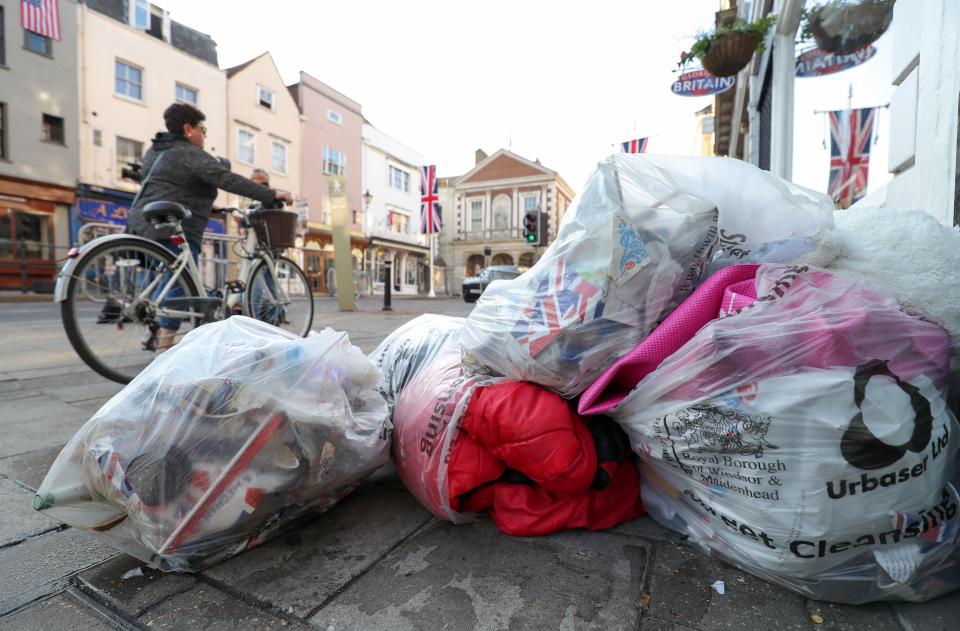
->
[475,149,488,165]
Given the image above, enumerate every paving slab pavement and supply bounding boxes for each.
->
[1,299,959,629]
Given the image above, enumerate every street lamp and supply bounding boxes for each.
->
[363,190,373,209]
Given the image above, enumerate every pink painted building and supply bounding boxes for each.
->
[288,72,366,293]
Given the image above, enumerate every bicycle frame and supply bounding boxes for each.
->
[54,207,293,321]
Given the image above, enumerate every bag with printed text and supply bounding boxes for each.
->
[579,264,960,603]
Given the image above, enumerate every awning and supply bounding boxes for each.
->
[369,236,429,255]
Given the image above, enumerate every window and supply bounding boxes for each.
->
[523,195,539,212]
[237,128,255,164]
[116,137,143,181]
[0,209,53,259]
[388,165,410,192]
[93,129,102,146]
[327,110,342,124]
[115,60,143,100]
[388,210,409,235]
[147,10,164,40]
[24,31,52,57]
[0,103,6,160]
[1,7,6,66]
[41,114,64,144]
[130,0,150,29]
[258,86,276,110]
[469,199,483,233]
[175,83,198,105]
[492,194,511,235]
[322,146,346,176]
[405,259,418,286]
[271,141,288,175]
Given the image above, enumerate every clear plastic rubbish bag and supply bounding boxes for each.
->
[461,154,833,397]
[580,264,960,603]
[33,317,390,571]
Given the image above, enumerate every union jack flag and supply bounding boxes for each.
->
[511,259,604,357]
[21,0,61,40]
[420,165,442,234]
[828,108,875,206]
[621,138,649,154]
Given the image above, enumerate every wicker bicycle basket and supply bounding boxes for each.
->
[702,31,761,77]
[248,209,298,250]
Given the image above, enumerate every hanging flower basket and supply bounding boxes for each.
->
[802,0,895,55]
[702,31,763,77]
[679,15,777,78]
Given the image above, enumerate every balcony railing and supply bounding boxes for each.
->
[456,227,522,242]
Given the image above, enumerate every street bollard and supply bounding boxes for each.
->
[20,253,28,295]
[383,260,393,311]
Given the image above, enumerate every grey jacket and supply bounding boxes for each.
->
[126,133,277,245]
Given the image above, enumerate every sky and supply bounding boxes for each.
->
[158,0,894,197]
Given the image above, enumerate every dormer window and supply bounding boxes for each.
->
[130,0,149,30]
[258,86,276,111]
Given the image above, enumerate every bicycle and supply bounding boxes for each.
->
[55,200,314,384]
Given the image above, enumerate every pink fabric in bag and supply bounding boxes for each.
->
[579,265,759,415]
[579,264,951,416]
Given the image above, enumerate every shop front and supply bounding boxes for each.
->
[367,236,429,296]
[0,175,73,292]
[303,223,366,296]
[73,183,229,290]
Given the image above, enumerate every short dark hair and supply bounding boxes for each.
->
[164,103,205,135]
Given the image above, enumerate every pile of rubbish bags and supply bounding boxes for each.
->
[34,154,960,605]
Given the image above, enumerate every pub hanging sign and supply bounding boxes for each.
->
[671,69,736,97]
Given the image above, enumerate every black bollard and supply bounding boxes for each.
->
[382,259,393,311]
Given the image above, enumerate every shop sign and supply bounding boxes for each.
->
[672,69,735,97]
[77,198,129,224]
[796,46,876,78]
[78,198,225,234]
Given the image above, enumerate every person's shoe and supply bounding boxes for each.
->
[97,300,123,324]
[156,327,178,350]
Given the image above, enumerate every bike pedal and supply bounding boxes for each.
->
[225,280,246,294]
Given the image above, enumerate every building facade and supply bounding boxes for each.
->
[435,175,459,295]
[714,0,959,228]
[223,50,303,284]
[862,0,959,226]
[75,0,227,246]
[450,149,575,292]
[290,72,365,294]
[0,0,79,290]
[361,123,427,295]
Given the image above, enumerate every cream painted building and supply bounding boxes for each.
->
[224,53,302,210]
[75,1,228,241]
[361,123,426,296]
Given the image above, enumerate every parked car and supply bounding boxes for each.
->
[462,265,522,303]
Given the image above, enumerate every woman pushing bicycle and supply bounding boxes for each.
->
[124,103,294,347]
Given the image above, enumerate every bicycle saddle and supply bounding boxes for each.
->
[143,201,192,224]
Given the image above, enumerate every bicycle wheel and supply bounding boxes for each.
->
[61,238,203,384]
[245,255,314,337]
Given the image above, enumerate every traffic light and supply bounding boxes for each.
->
[522,209,540,244]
